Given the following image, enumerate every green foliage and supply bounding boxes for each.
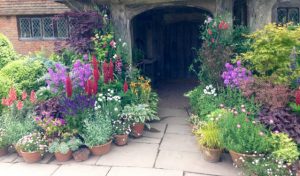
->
[240,24,300,84]
[49,49,78,67]
[289,102,300,115]
[242,156,293,176]
[219,112,272,154]
[122,104,159,125]
[186,86,260,120]
[232,25,251,55]
[0,73,13,112]
[82,116,112,147]
[270,133,299,164]
[0,128,9,148]
[195,121,222,149]
[0,58,46,91]
[49,137,82,154]
[0,33,16,69]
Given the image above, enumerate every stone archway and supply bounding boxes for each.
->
[130,6,213,83]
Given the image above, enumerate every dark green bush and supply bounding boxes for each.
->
[0,33,16,69]
[0,58,46,91]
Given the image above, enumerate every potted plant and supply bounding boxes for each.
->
[122,104,159,138]
[112,116,131,146]
[195,121,223,162]
[0,128,9,157]
[49,135,82,162]
[219,111,272,167]
[17,132,47,163]
[82,117,113,156]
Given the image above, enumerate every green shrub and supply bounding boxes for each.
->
[219,112,272,154]
[0,58,46,91]
[0,33,16,69]
[195,121,222,149]
[240,24,300,84]
[0,73,13,112]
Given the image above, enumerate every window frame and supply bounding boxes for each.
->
[17,15,69,41]
[277,7,300,24]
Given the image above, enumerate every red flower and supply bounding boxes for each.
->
[218,21,225,30]
[296,89,300,105]
[8,87,17,103]
[123,81,128,93]
[86,79,93,96]
[65,75,73,98]
[30,90,36,104]
[93,79,98,95]
[103,61,109,84]
[16,100,23,110]
[92,55,98,69]
[1,98,9,106]
[109,59,114,82]
[207,29,212,35]
[223,22,229,30]
[93,67,100,82]
[218,21,229,30]
[22,91,27,100]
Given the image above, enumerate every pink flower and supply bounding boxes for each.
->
[237,124,241,128]
[16,101,23,110]
[207,29,212,35]
[22,91,27,100]
[110,40,116,48]
[30,91,37,104]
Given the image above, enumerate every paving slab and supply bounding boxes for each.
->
[155,150,239,176]
[159,108,189,118]
[166,124,192,135]
[143,123,167,139]
[7,163,59,176]
[160,117,189,125]
[129,137,161,144]
[0,153,18,163]
[160,134,199,152]
[185,173,211,176]
[107,167,183,176]
[96,142,159,168]
[52,164,110,176]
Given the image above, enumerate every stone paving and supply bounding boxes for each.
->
[0,81,240,176]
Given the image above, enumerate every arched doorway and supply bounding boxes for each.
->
[130,6,212,85]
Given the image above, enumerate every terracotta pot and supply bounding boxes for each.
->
[200,145,223,163]
[131,123,144,138]
[90,140,112,156]
[114,134,128,146]
[73,148,90,162]
[54,150,72,162]
[229,150,259,168]
[0,147,8,157]
[21,151,42,163]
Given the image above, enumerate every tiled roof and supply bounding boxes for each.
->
[0,0,70,16]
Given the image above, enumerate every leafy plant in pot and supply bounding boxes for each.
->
[0,128,9,157]
[49,135,82,162]
[219,111,272,167]
[122,104,159,138]
[82,117,113,156]
[112,116,131,146]
[195,117,223,163]
[17,132,47,163]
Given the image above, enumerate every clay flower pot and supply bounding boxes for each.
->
[21,151,42,163]
[201,145,223,163]
[55,150,72,162]
[131,123,145,138]
[0,147,8,157]
[114,134,129,146]
[90,140,112,156]
[229,150,259,168]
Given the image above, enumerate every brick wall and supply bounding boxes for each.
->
[0,15,64,55]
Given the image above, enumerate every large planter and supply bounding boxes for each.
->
[201,145,223,163]
[131,123,145,138]
[54,150,72,162]
[0,147,8,157]
[21,151,42,163]
[229,150,259,168]
[114,134,128,146]
[90,140,112,156]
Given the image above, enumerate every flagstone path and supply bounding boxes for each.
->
[0,80,239,176]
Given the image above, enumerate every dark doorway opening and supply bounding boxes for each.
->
[131,6,212,85]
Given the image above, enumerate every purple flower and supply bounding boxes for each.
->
[83,54,89,61]
[221,61,251,88]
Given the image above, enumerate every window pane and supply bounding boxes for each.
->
[288,8,299,24]
[31,18,41,38]
[57,18,68,38]
[43,17,54,38]
[277,8,288,24]
[19,18,31,38]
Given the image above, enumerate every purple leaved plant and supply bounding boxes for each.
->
[221,61,252,88]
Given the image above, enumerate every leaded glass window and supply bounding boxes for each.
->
[18,16,69,40]
[277,7,299,24]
